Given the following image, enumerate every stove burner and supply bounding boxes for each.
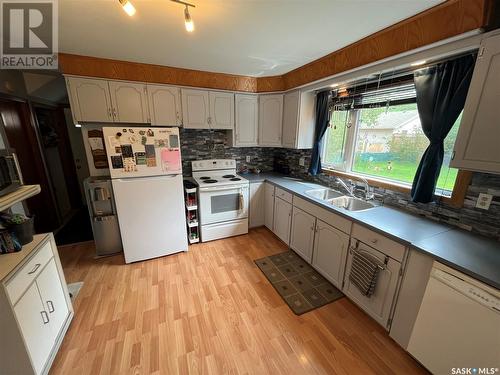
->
[200,176,211,180]
[230,178,241,181]
[222,174,236,178]
[203,179,218,184]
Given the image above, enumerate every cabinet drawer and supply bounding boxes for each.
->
[6,241,53,305]
[352,224,406,262]
[275,187,292,203]
[293,196,351,234]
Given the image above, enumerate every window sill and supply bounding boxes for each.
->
[321,168,472,208]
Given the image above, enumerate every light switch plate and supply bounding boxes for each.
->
[246,156,251,162]
[476,193,493,210]
[299,157,305,167]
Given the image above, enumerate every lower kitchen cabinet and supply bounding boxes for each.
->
[312,219,349,289]
[343,240,402,329]
[273,196,292,245]
[249,182,265,228]
[264,182,275,230]
[289,206,315,262]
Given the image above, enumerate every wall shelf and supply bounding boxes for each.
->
[0,185,41,212]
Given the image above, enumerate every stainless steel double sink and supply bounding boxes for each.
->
[305,188,377,212]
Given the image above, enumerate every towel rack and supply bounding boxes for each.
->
[349,240,388,270]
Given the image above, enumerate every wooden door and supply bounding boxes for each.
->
[209,91,234,129]
[147,85,182,126]
[181,89,209,129]
[108,81,149,123]
[282,91,299,148]
[235,94,258,146]
[264,182,275,230]
[66,77,113,123]
[273,197,292,245]
[289,206,315,262]
[259,94,283,147]
[249,182,264,228]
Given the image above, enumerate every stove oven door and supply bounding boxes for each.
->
[199,184,249,225]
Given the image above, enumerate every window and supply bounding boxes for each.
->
[322,79,461,196]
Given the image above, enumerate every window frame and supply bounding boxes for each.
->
[321,106,471,208]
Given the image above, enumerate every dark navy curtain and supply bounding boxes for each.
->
[308,91,330,175]
[411,54,476,203]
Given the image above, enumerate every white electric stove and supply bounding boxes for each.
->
[192,159,249,242]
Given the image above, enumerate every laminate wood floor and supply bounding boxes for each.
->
[50,227,427,375]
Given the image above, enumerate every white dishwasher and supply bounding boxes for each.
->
[408,262,500,375]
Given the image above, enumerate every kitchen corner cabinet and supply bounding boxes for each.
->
[312,219,349,289]
[450,33,500,174]
[259,94,283,147]
[108,81,149,123]
[182,89,234,130]
[0,234,73,375]
[282,91,316,149]
[273,196,292,245]
[289,206,316,262]
[66,77,113,123]
[234,94,259,146]
[249,182,265,227]
[264,182,275,230]
[147,84,182,126]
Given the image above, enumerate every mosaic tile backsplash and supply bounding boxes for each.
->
[180,129,500,241]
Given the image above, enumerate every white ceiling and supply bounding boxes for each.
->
[59,0,443,77]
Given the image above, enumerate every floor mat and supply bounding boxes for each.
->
[254,250,344,315]
[55,207,93,246]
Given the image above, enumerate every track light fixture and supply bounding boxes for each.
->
[119,0,136,16]
[171,0,196,33]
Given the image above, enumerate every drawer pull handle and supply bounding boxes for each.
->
[28,263,41,274]
[47,300,55,313]
[41,311,49,324]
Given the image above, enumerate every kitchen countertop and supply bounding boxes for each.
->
[241,172,500,289]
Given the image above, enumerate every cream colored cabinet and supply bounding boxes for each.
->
[264,182,275,230]
[182,89,234,129]
[289,207,316,262]
[343,240,402,329]
[209,91,234,129]
[66,77,113,123]
[147,85,182,126]
[234,94,259,146]
[249,182,265,228]
[108,81,149,123]
[282,90,316,149]
[259,94,283,146]
[451,33,500,174]
[273,197,292,245]
[312,220,349,289]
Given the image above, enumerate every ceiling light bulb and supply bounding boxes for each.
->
[411,60,427,67]
[184,6,194,32]
[119,0,136,16]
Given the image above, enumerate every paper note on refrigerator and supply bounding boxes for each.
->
[161,148,181,172]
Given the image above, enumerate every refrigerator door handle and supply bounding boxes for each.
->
[114,175,179,183]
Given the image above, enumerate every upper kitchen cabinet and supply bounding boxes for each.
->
[233,94,258,146]
[108,81,149,123]
[209,91,234,129]
[282,90,316,149]
[259,94,283,147]
[181,89,234,129]
[450,33,500,174]
[66,77,113,123]
[147,85,182,126]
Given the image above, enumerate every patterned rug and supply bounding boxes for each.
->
[254,250,344,315]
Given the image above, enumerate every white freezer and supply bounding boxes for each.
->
[112,174,187,263]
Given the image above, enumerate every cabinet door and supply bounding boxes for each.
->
[259,94,283,147]
[264,182,275,230]
[147,85,182,126]
[273,197,292,245]
[209,91,234,129]
[66,77,113,123]
[312,220,349,289]
[235,94,258,146]
[343,241,402,329]
[290,206,315,262]
[36,259,70,344]
[282,91,299,148]
[450,34,500,173]
[181,89,210,129]
[249,182,265,228]
[108,81,149,123]
[14,283,53,375]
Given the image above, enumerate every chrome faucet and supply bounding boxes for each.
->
[358,177,375,200]
[335,177,355,197]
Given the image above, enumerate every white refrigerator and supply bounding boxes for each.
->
[103,126,187,263]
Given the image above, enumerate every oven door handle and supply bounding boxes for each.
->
[200,185,245,192]
[239,192,244,211]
